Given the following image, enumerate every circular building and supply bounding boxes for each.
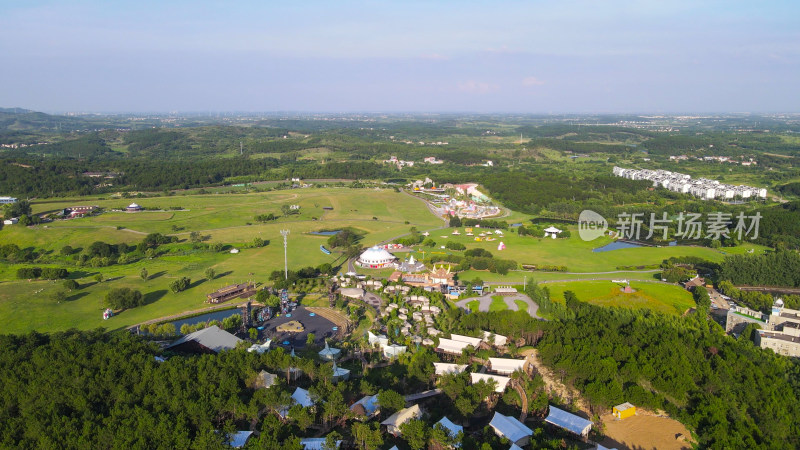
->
[357,246,397,269]
[126,202,143,212]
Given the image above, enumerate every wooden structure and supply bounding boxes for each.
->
[206,282,255,304]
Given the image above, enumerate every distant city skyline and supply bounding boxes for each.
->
[1,0,798,113]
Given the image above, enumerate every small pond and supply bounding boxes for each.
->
[592,241,643,252]
[310,230,342,236]
[170,308,241,331]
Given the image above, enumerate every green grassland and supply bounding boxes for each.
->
[544,280,695,315]
[423,225,763,272]
[0,188,443,334]
[0,188,768,333]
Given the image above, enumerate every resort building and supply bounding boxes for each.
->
[356,246,397,269]
[126,202,143,212]
[612,166,767,201]
[0,196,17,204]
[756,302,800,357]
[206,282,256,304]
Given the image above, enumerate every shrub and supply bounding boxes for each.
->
[16,267,41,279]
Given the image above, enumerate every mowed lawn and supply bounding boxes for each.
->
[0,188,442,334]
[426,225,768,273]
[544,280,695,315]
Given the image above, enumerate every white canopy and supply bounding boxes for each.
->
[488,357,526,375]
[450,333,482,347]
[436,338,473,354]
[433,362,468,376]
[489,412,533,445]
[471,373,511,392]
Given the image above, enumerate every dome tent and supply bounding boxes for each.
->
[356,246,397,268]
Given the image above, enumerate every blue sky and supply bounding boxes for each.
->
[1,0,798,113]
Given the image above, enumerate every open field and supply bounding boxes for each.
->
[0,188,442,334]
[544,280,695,315]
[1,188,761,332]
[422,225,753,272]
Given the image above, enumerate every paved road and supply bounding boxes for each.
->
[455,292,541,319]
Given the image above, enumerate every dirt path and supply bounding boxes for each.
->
[519,348,589,413]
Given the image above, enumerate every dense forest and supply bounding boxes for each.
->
[719,249,800,288]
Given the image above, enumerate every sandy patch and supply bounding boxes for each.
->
[600,413,694,450]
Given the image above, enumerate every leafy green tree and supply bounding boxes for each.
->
[352,422,383,450]
[400,419,429,450]
[63,279,79,290]
[377,389,405,415]
[51,289,67,303]
[306,333,316,346]
[60,245,74,256]
[190,231,202,243]
[140,267,149,281]
[170,277,191,293]
[253,237,265,248]
[16,267,41,279]
[449,215,462,227]
[94,273,103,283]
[105,287,144,309]
[205,267,216,280]
[249,328,258,340]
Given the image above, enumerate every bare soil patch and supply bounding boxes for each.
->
[599,413,694,450]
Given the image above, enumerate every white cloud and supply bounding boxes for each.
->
[522,76,545,86]
[457,80,498,94]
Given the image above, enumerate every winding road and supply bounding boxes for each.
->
[454,292,541,319]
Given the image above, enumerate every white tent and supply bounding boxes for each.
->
[318,341,341,361]
[545,405,593,437]
[436,338,473,355]
[482,331,508,346]
[489,412,533,446]
[381,404,422,436]
[450,334,482,347]
[433,362,468,376]
[292,387,314,408]
[488,357,526,375]
[471,373,511,393]
[383,343,407,358]
[435,416,463,443]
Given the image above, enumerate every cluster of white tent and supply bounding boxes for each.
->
[435,331,509,355]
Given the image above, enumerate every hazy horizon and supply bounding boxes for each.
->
[2,1,798,114]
